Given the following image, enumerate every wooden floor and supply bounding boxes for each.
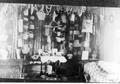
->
[0,78,85,82]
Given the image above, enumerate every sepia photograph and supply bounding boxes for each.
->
[0,0,120,83]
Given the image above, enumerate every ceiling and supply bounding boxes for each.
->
[0,0,119,7]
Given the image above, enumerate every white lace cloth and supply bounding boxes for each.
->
[84,61,120,82]
[40,56,67,63]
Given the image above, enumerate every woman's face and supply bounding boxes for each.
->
[67,54,73,59]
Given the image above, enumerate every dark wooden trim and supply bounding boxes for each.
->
[0,0,119,7]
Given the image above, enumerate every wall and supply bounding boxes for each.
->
[98,7,120,63]
[0,3,18,59]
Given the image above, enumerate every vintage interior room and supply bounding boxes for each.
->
[0,2,120,82]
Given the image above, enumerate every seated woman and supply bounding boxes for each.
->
[54,53,85,81]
